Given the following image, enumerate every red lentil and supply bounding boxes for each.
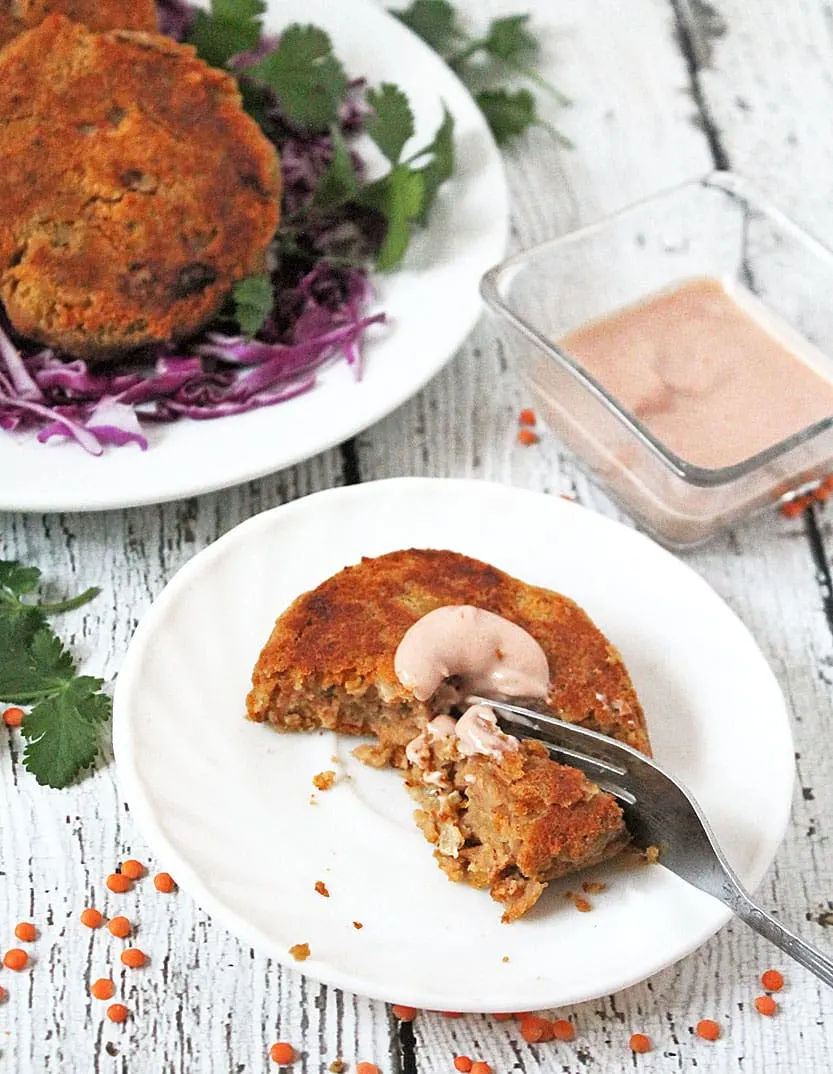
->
[2,706,24,728]
[629,1033,651,1053]
[269,1042,295,1064]
[106,1003,129,1023]
[761,969,784,992]
[3,949,28,971]
[153,872,176,893]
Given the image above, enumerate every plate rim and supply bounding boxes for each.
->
[0,0,509,513]
[113,477,796,1009]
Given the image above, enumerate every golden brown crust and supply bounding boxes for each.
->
[0,0,157,49]
[0,15,280,359]
[247,547,650,754]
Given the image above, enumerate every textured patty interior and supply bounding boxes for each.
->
[0,15,280,358]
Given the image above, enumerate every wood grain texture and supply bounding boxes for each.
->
[2,0,833,1071]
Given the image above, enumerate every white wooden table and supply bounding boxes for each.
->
[3,1,833,1070]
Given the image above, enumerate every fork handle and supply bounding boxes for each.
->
[726,887,833,989]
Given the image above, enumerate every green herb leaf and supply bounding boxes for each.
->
[232,274,274,336]
[248,24,349,130]
[0,561,41,599]
[22,678,111,788]
[392,0,462,56]
[365,84,415,165]
[411,105,454,225]
[475,87,538,144]
[366,166,426,272]
[0,560,109,788]
[482,14,538,65]
[314,127,360,208]
[188,0,266,69]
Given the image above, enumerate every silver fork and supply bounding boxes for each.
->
[469,695,833,988]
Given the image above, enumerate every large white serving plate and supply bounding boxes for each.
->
[113,478,795,1010]
[0,0,508,512]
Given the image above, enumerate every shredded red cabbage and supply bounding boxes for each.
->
[0,3,386,455]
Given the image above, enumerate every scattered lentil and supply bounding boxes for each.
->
[120,948,146,968]
[289,943,310,961]
[761,969,784,992]
[153,872,176,893]
[80,908,104,929]
[3,948,28,971]
[91,978,115,1001]
[696,1019,720,1041]
[107,916,132,939]
[106,873,132,894]
[2,706,24,728]
[551,1019,576,1042]
[14,922,36,942]
[106,1003,129,1023]
[270,1042,296,1064]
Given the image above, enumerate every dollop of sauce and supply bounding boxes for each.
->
[455,703,519,760]
[405,714,457,767]
[559,277,833,469]
[394,605,550,703]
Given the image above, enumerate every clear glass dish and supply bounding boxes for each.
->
[480,172,833,549]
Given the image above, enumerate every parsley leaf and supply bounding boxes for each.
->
[481,14,538,65]
[22,678,110,789]
[0,561,108,788]
[366,84,415,165]
[232,274,274,336]
[390,3,569,145]
[248,25,349,130]
[410,105,454,225]
[0,562,41,598]
[189,0,266,69]
[476,88,538,146]
[393,0,462,56]
[369,166,425,271]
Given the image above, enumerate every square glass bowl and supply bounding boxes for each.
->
[480,172,833,549]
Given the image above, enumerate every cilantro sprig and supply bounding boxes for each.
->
[0,562,109,788]
[392,1,570,146]
[187,5,456,275]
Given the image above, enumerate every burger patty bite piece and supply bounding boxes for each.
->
[0,0,158,50]
[0,15,281,360]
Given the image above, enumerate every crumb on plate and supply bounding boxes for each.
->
[313,770,337,791]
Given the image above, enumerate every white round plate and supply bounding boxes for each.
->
[0,0,508,513]
[113,478,794,1011]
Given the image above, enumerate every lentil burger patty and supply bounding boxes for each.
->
[0,16,281,359]
[0,0,157,50]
